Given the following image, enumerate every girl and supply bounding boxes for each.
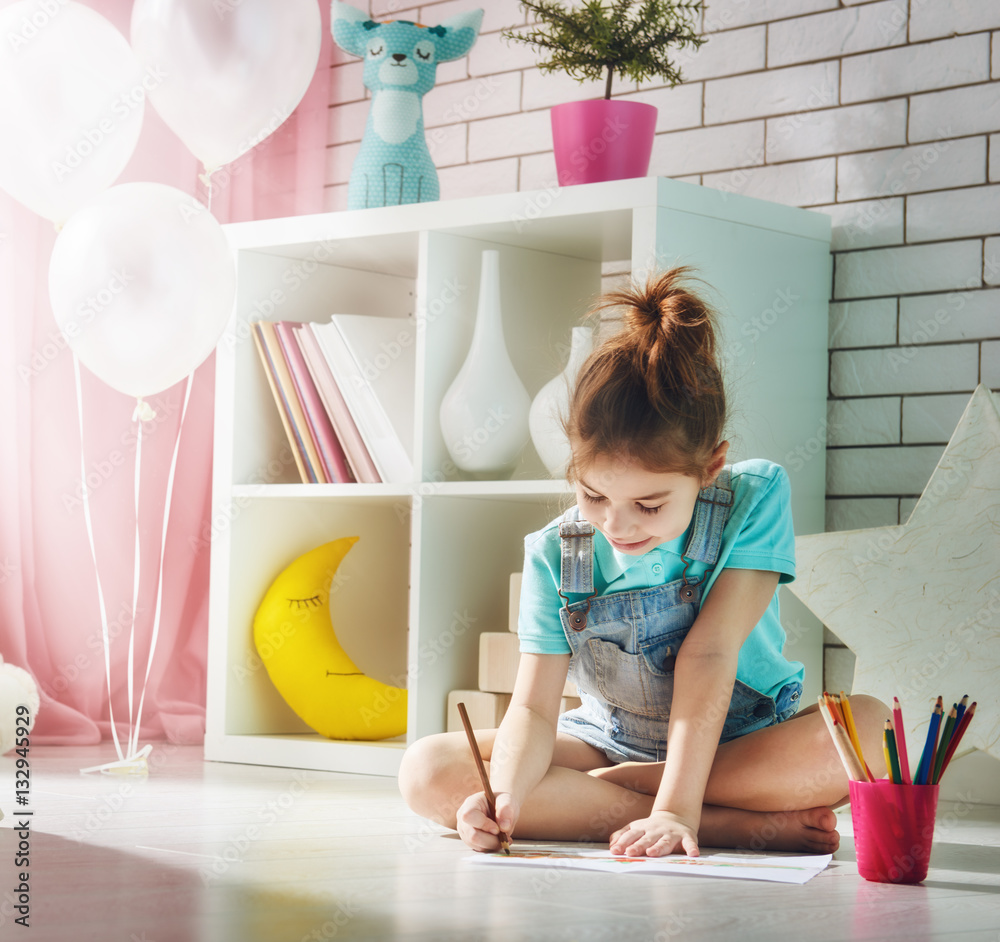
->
[399,269,887,857]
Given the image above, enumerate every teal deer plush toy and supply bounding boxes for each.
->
[331,3,483,210]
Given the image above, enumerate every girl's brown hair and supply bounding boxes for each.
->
[566,268,726,481]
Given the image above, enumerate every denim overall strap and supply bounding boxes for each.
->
[558,508,597,629]
[676,466,733,600]
[681,466,733,566]
[559,511,595,594]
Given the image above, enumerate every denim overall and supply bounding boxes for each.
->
[555,467,802,763]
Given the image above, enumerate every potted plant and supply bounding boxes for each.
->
[503,0,706,186]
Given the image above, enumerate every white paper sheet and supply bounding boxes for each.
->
[466,847,833,884]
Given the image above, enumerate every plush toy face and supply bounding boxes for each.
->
[362,22,440,97]
[331,4,482,96]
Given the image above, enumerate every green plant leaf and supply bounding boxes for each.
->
[502,0,706,99]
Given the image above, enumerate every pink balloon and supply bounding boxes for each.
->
[130,0,322,173]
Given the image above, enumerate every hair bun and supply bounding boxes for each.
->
[592,268,718,405]
[567,267,727,478]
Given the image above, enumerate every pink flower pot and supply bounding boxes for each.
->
[550,99,657,186]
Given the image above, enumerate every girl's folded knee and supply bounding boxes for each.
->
[397,733,467,816]
[847,694,891,729]
[398,734,444,794]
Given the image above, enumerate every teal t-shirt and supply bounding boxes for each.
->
[517,459,804,700]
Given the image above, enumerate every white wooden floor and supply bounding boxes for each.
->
[1,744,999,942]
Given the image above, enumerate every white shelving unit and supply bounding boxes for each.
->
[205,177,832,776]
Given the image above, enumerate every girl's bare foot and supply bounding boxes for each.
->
[589,765,839,852]
[700,804,840,854]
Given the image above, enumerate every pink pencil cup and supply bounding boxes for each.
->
[849,779,939,884]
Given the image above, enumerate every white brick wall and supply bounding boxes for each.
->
[901,394,972,443]
[325,1,1000,688]
[899,289,1000,344]
[704,0,836,32]
[704,61,839,124]
[765,100,906,163]
[909,83,1000,142]
[834,241,983,298]
[827,396,899,446]
[830,344,980,396]
[836,137,986,201]
[906,184,1000,242]
[909,0,1000,42]
[766,0,907,67]
[827,443,943,495]
[828,298,897,348]
[817,197,904,250]
[841,34,991,103]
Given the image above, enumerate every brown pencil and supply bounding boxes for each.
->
[456,701,511,854]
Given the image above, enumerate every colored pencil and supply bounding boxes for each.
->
[954,694,969,728]
[839,691,875,782]
[884,719,902,785]
[892,697,912,784]
[823,691,845,725]
[936,701,976,783]
[915,698,943,785]
[883,730,894,784]
[930,706,957,785]
[822,693,872,781]
[456,701,511,854]
[819,700,867,781]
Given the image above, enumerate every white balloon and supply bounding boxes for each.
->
[48,183,236,399]
[130,0,322,173]
[0,1,144,225]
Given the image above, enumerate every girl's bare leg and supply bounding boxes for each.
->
[591,696,889,810]
[397,695,889,852]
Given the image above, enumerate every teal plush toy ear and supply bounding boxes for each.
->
[330,2,484,210]
[433,10,483,61]
[330,1,372,58]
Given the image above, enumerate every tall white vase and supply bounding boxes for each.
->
[529,325,594,478]
[439,250,530,479]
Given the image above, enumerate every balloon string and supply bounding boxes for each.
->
[73,355,126,766]
[129,372,195,759]
[196,169,215,212]
[201,168,215,213]
[126,409,144,749]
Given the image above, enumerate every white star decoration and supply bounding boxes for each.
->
[789,385,1000,769]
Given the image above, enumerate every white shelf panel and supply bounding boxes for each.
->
[231,483,419,499]
[222,177,830,261]
[428,479,572,497]
[204,733,406,777]
[231,480,573,499]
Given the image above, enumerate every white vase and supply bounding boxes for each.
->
[439,250,530,479]
[529,326,594,478]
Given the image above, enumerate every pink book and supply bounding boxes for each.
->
[274,322,354,484]
[294,325,381,484]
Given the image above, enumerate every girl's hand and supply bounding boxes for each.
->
[456,791,518,853]
[609,810,700,858]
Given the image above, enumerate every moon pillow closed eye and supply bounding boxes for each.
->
[252,536,407,741]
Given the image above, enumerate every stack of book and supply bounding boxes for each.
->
[251,316,416,484]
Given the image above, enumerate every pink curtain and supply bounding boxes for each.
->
[0,0,332,746]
